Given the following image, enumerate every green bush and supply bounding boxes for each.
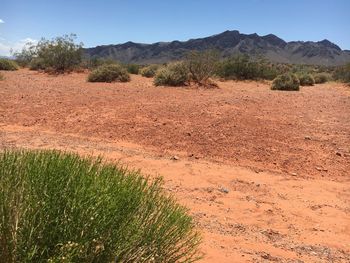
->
[154,62,189,86]
[140,64,159,77]
[186,50,219,85]
[14,34,83,73]
[0,59,18,71]
[271,73,300,91]
[313,73,331,84]
[87,64,130,82]
[125,64,141,74]
[29,57,46,70]
[333,63,350,84]
[13,42,37,67]
[0,150,202,263]
[216,55,280,81]
[298,74,315,86]
[0,72,4,80]
[82,57,117,69]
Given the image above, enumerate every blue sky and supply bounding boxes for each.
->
[1,0,349,55]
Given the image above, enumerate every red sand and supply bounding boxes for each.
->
[1,69,349,262]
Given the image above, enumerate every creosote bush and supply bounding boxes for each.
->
[140,64,159,77]
[186,50,219,86]
[298,74,315,86]
[29,57,46,70]
[216,55,281,80]
[154,62,189,86]
[125,64,141,74]
[0,59,18,71]
[271,73,300,91]
[333,63,350,84]
[14,34,83,73]
[313,73,331,84]
[0,150,202,263]
[88,64,130,83]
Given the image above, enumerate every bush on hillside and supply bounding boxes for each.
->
[298,74,315,86]
[87,64,130,82]
[154,62,189,86]
[271,73,300,91]
[313,73,331,84]
[185,50,219,85]
[0,150,202,263]
[140,64,159,77]
[0,58,18,71]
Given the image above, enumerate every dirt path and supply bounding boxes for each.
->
[1,69,350,262]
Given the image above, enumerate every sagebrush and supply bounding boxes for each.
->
[0,150,202,263]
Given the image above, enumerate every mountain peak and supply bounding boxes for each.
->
[318,39,341,51]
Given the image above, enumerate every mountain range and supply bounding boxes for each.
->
[84,30,350,66]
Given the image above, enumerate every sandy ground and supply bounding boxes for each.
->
[0,69,349,262]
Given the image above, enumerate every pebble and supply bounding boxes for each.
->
[219,187,229,194]
[171,155,179,161]
[304,136,312,140]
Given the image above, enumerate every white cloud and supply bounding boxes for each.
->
[0,19,4,23]
[0,38,37,56]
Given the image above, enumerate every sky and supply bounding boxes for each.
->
[1,0,349,56]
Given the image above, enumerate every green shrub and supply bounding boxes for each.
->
[140,64,159,77]
[13,42,37,67]
[88,64,130,82]
[154,62,189,86]
[186,50,219,85]
[333,63,350,84]
[0,150,202,263]
[125,64,141,74]
[0,59,18,71]
[216,55,280,81]
[14,34,83,73]
[82,57,117,69]
[29,57,46,70]
[313,73,331,84]
[298,74,315,86]
[271,73,300,91]
[0,72,4,80]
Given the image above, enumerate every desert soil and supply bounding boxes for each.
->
[0,69,349,262]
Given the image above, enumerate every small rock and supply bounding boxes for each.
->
[336,151,342,157]
[291,172,298,176]
[171,155,179,161]
[315,167,323,171]
[218,187,229,194]
[304,136,312,140]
